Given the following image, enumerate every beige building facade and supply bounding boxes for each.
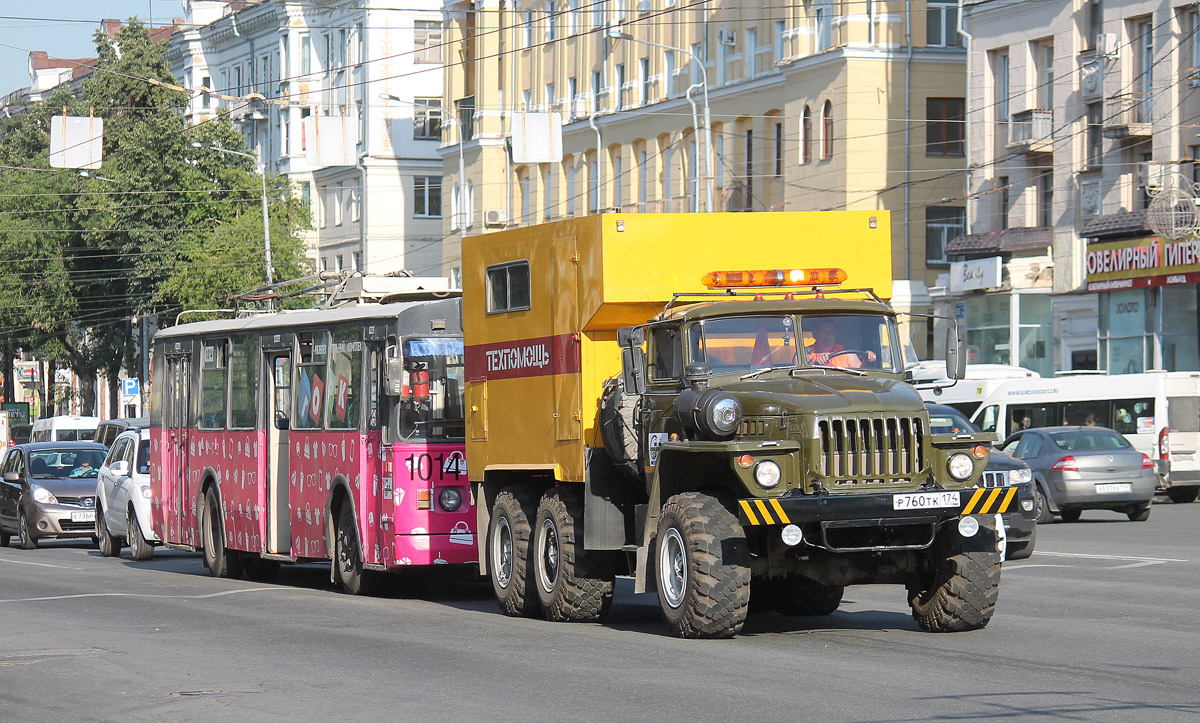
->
[441,1,970,352]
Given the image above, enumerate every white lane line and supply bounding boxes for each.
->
[0,587,300,605]
[1034,551,1188,563]
[1113,560,1168,569]
[0,557,84,570]
[1003,564,1074,570]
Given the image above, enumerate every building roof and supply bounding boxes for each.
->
[945,227,1053,255]
[1079,210,1151,240]
[29,51,96,80]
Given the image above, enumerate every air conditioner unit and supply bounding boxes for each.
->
[1143,162,1168,191]
[1099,32,1119,59]
[484,209,509,227]
[718,29,736,46]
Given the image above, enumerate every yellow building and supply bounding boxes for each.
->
[441,1,968,354]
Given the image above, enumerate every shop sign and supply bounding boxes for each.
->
[2,401,30,426]
[950,256,1003,292]
[1086,235,1200,291]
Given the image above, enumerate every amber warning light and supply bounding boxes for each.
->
[701,268,848,288]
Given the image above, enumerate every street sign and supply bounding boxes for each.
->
[2,401,30,425]
[121,378,140,397]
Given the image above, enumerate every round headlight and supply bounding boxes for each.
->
[708,396,742,435]
[754,460,782,488]
[438,488,463,512]
[948,452,974,481]
[957,515,980,538]
[32,485,57,504]
[781,524,803,546]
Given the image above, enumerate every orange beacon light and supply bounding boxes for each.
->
[700,268,848,288]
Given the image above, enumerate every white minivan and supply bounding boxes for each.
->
[970,372,1200,504]
[30,415,100,442]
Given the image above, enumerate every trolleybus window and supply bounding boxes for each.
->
[230,334,259,429]
[200,340,229,429]
[398,337,465,441]
[326,326,363,430]
[295,330,329,429]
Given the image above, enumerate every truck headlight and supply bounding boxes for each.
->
[948,453,974,481]
[706,395,742,436]
[754,460,782,488]
[1010,468,1032,485]
[676,388,742,440]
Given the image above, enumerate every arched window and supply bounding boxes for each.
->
[801,106,812,164]
[821,101,834,160]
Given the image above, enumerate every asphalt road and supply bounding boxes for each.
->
[2,502,1198,723]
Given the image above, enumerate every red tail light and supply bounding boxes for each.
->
[1159,427,1171,460]
[1051,455,1078,472]
[1142,454,1154,470]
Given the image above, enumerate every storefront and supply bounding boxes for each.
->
[1086,236,1200,373]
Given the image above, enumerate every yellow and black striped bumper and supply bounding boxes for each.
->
[738,486,1020,527]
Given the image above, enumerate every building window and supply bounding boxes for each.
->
[773,20,786,62]
[350,186,360,222]
[414,97,442,139]
[663,51,675,97]
[814,4,832,52]
[545,82,556,111]
[592,0,607,30]
[567,76,578,117]
[1087,0,1103,51]
[638,150,648,206]
[690,43,702,86]
[588,158,599,213]
[992,50,1009,122]
[568,0,580,34]
[543,168,554,220]
[773,121,783,176]
[1134,18,1153,123]
[715,134,725,188]
[745,28,757,77]
[820,101,833,160]
[545,1,557,42]
[998,175,1009,230]
[567,163,577,216]
[1099,288,1153,374]
[687,140,697,211]
[414,20,442,64]
[334,181,345,226]
[967,294,1012,367]
[927,1,962,47]
[1037,169,1053,227]
[926,97,965,156]
[800,106,812,164]
[615,64,625,110]
[486,261,532,314]
[744,129,754,207]
[639,57,650,105]
[1086,102,1103,168]
[613,152,623,209]
[591,70,603,113]
[663,146,673,202]
[414,176,442,217]
[1189,9,1200,81]
[521,173,532,224]
[1036,41,1054,110]
[925,206,965,265]
[524,10,535,48]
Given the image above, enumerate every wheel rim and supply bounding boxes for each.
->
[492,516,513,590]
[536,517,560,594]
[337,513,357,577]
[19,513,31,543]
[659,527,687,610]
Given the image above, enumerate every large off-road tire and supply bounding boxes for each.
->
[1005,524,1036,561]
[908,521,1002,633]
[335,502,376,595]
[1059,509,1082,523]
[1167,486,1199,504]
[598,377,642,481]
[532,487,616,622]
[1033,484,1054,525]
[97,505,122,558]
[202,488,244,579]
[245,556,282,581]
[128,509,154,561]
[18,509,38,550]
[760,576,844,617]
[655,492,750,638]
[1126,501,1152,522]
[488,486,540,617]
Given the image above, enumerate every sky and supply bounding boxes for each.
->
[0,2,185,96]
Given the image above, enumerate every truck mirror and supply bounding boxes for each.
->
[618,326,647,395]
[945,323,967,381]
[617,326,644,347]
[384,358,406,396]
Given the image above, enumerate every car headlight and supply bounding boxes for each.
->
[754,460,782,488]
[1009,468,1032,485]
[31,485,57,505]
[948,453,974,481]
[438,488,463,512]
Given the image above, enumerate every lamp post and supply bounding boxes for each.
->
[606,29,714,213]
[191,141,275,293]
[379,92,466,231]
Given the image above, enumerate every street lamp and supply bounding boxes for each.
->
[379,92,467,231]
[78,170,117,183]
[191,141,275,294]
[606,28,714,213]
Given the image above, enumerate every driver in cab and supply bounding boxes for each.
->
[805,319,877,369]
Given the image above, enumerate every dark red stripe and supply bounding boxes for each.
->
[465,334,581,380]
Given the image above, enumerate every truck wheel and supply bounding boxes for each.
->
[533,487,615,622]
[97,505,122,558]
[201,488,244,579]
[1126,502,1152,522]
[655,492,750,638]
[18,509,38,550]
[128,509,154,561]
[489,486,540,617]
[761,576,844,616]
[1059,509,1082,523]
[908,522,1001,633]
[1167,486,1199,504]
[335,502,376,595]
[1033,484,1054,525]
[1005,525,1036,561]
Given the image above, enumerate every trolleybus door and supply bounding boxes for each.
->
[266,351,292,555]
[165,353,191,542]
[366,340,388,561]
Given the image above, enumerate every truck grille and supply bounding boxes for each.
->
[817,416,924,486]
[979,471,1008,488]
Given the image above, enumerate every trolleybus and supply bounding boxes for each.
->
[150,292,475,590]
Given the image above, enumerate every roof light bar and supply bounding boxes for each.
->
[701,268,848,289]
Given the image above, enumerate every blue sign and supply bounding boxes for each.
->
[121,378,140,397]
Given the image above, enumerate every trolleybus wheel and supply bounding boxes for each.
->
[202,488,244,578]
[97,504,122,558]
[488,486,540,618]
[907,519,1001,633]
[335,502,376,595]
[533,486,615,622]
[128,509,154,561]
[655,492,750,639]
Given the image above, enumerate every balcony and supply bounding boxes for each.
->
[1006,109,1054,154]
[1103,94,1153,139]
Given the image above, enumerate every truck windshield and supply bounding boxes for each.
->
[688,316,799,374]
[397,337,466,441]
[799,314,899,372]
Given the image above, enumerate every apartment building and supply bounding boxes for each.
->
[440,1,970,349]
[957,0,1200,374]
[169,0,446,276]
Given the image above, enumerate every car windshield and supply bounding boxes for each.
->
[687,313,900,374]
[1049,429,1131,451]
[28,449,107,479]
[928,409,978,435]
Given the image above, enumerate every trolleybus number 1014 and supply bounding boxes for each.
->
[404,452,467,482]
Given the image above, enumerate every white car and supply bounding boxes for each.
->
[95,429,157,560]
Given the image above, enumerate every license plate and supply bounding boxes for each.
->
[893,491,961,511]
[1095,483,1133,494]
[71,511,95,523]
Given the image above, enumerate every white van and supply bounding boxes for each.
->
[969,372,1200,503]
[30,415,101,442]
[914,363,1042,417]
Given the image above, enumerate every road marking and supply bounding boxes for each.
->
[0,587,300,605]
[0,557,84,570]
[1003,563,1074,570]
[1034,551,1188,563]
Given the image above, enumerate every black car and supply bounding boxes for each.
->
[0,442,107,548]
[926,403,1037,560]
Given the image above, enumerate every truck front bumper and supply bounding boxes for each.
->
[738,486,1020,527]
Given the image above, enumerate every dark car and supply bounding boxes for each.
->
[0,442,108,548]
[926,403,1037,560]
[998,426,1157,522]
[94,417,147,448]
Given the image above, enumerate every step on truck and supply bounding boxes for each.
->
[463,212,1011,638]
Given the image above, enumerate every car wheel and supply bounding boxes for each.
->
[1126,502,1152,522]
[97,505,122,558]
[18,509,38,550]
[128,509,154,561]
[1059,509,1082,523]
[1033,484,1054,525]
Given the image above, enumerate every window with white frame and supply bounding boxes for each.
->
[521,173,532,224]
[1190,9,1200,81]
[524,11,535,48]
[774,20,786,62]
[925,206,965,264]
[638,150,648,206]
[545,82,556,111]
[615,64,625,110]
[414,176,442,217]
[814,4,832,52]
[546,1,557,42]
[592,0,607,29]
[334,181,345,226]
[993,50,1009,122]
[690,43,702,86]
[613,152,623,209]
[687,140,698,211]
[414,21,443,63]
[927,1,962,47]
[588,158,599,213]
[568,0,579,34]
[716,134,725,188]
[567,76,578,117]
[663,51,675,97]
[543,168,554,220]
[350,186,360,222]
[591,70,603,113]
[567,163,577,216]
[744,28,757,77]
[414,97,442,139]
[800,106,812,164]
[639,58,650,105]
[663,146,674,201]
